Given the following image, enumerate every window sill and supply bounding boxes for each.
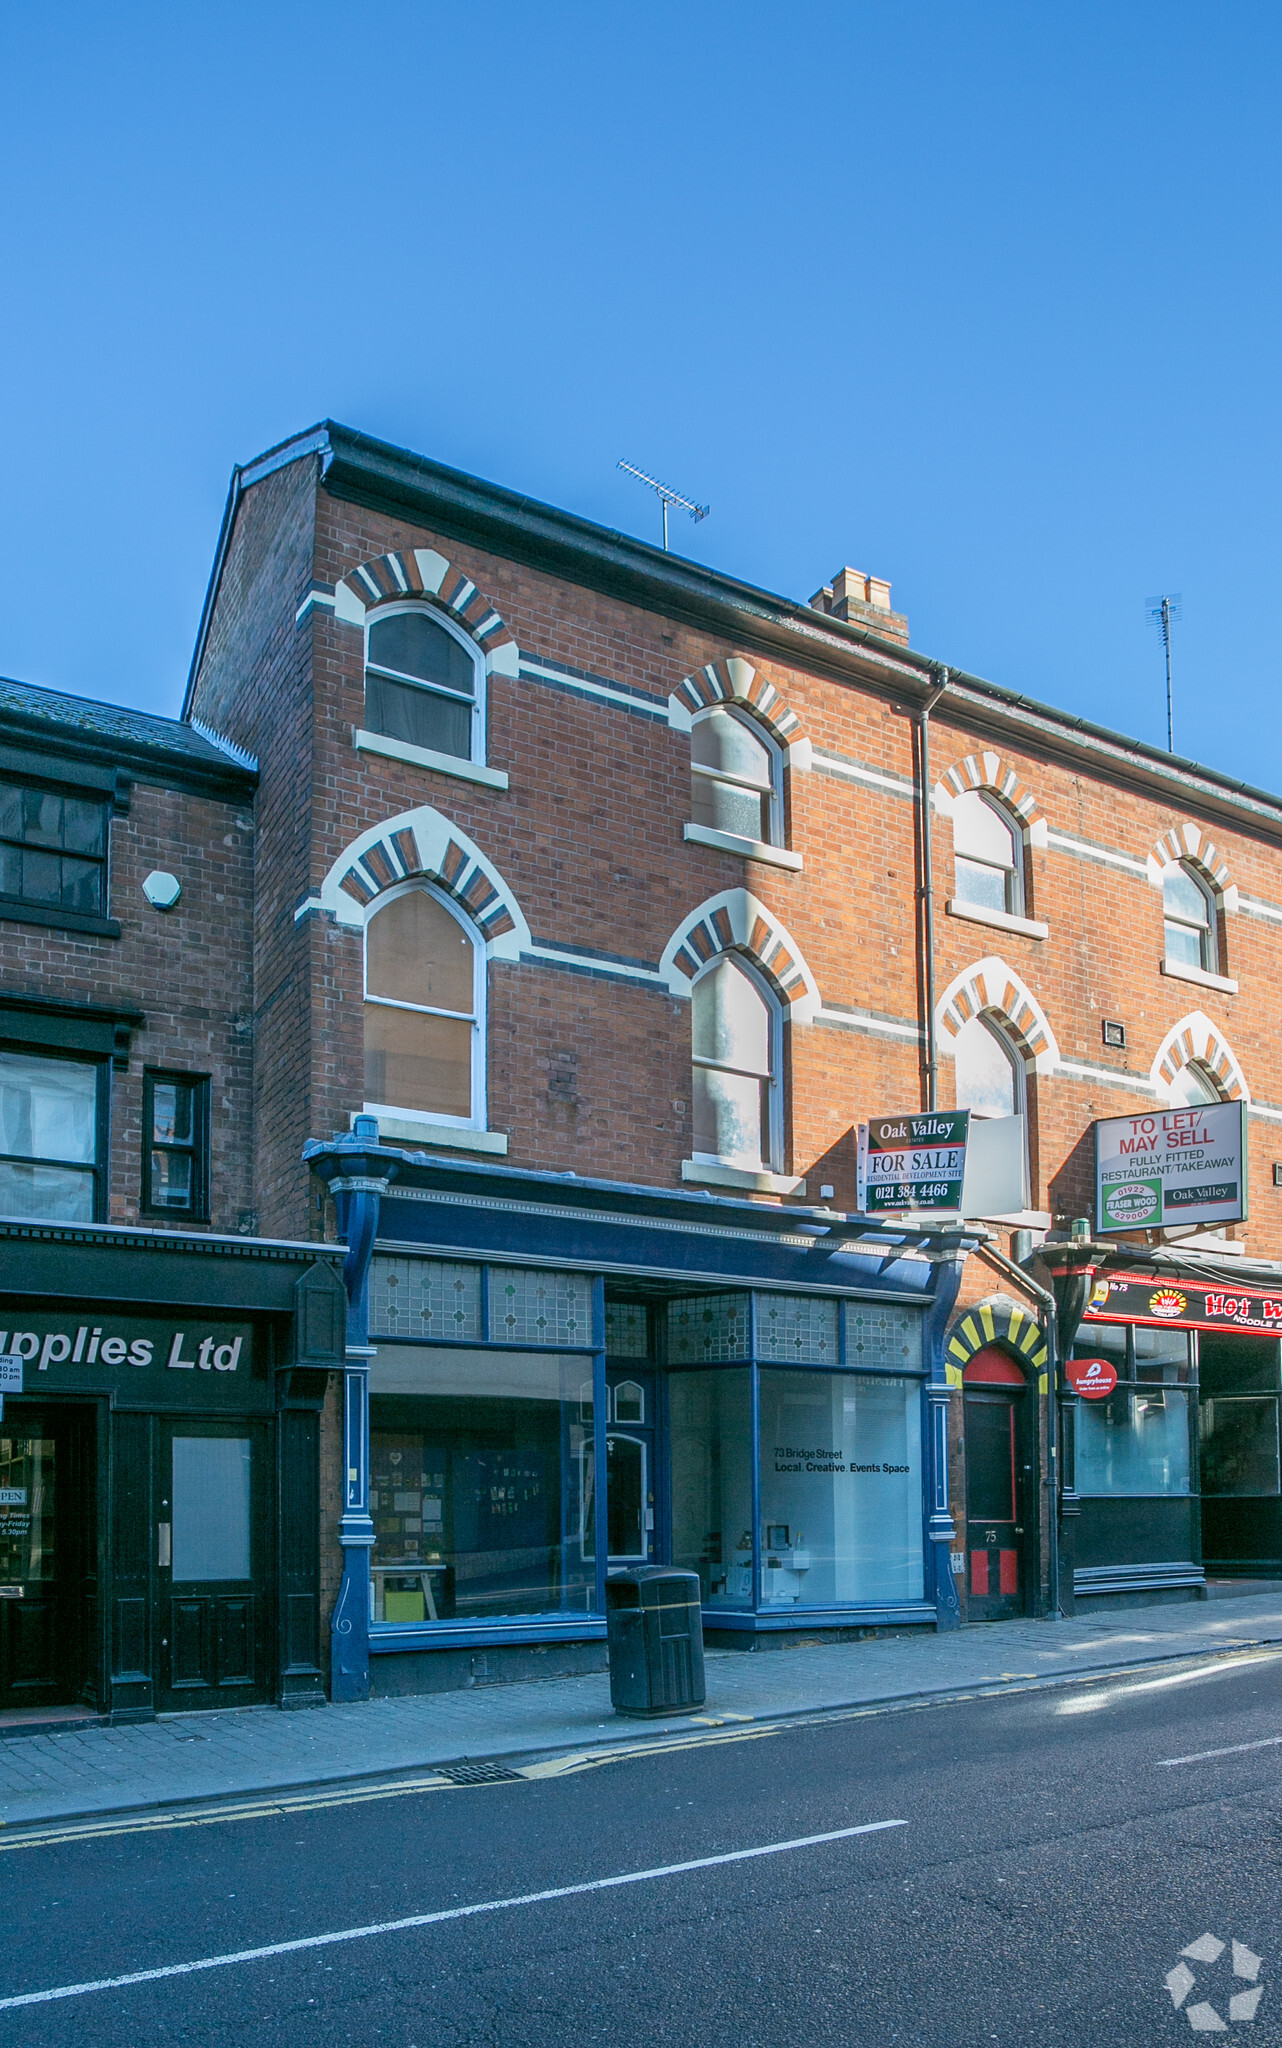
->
[682,824,803,871]
[353,730,509,790]
[681,1158,807,1196]
[1160,958,1238,994]
[0,896,120,939]
[357,1110,508,1155]
[945,899,1048,941]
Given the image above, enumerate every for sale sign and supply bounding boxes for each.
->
[857,1111,969,1214]
[1093,1100,1248,1235]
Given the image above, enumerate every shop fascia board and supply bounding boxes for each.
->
[313,1137,978,1248]
[298,420,1282,845]
[0,1218,345,1313]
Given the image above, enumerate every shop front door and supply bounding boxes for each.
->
[0,1405,94,1714]
[964,1348,1029,1621]
[155,1419,268,1713]
[607,1371,655,1568]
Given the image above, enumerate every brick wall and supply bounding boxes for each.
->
[2,777,255,1230]
[187,466,1282,1264]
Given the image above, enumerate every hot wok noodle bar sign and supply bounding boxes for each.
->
[1093,1100,1248,1234]
[1083,1271,1282,1333]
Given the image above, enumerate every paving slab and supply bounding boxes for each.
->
[2,1591,1281,1830]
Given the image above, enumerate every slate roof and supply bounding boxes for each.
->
[0,673,256,794]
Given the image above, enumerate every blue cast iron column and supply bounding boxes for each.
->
[303,1117,399,1703]
[922,1238,971,1629]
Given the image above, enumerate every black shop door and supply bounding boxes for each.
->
[0,1405,95,1714]
[154,1419,268,1713]
[964,1374,1029,1621]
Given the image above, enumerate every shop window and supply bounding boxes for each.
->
[668,1368,753,1608]
[690,706,781,848]
[757,1370,924,1605]
[953,1014,1024,1122]
[0,779,108,919]
[1072,1324,1192,1497]
[0,1048,105,1223]
[1163,862,1217,974]
[1198,1333,1281,1498]
[141,1072,209,1221]
[363,885,483,1127]
[364,607,483,765]
[691,955,780,1172]
[952,790,1023,917]
[368,1347,593,1624]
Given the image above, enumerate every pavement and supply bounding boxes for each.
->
[3,1589,1282,1830]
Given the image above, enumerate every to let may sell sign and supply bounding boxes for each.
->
[1094,1099,1248,1235]
[858,1111,969,1214]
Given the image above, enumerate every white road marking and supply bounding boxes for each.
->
[1159,1733,1282,1767]
[0,1819,907,2011]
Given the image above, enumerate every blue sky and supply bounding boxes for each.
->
[2,3,1280,786]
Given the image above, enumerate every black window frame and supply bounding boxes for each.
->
[0,1041,111,1225]
[0,762,117,936]
[140,1070,211,1223]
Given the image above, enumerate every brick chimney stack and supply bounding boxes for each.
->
[810,567,909,646]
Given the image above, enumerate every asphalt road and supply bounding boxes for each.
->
[4,1648,1282,2046]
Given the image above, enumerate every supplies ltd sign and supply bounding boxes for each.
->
[1093,1100,1248,1235]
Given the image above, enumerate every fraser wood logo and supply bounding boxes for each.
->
[0,1326,243,1373]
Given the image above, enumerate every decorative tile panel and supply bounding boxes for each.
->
[605,1301,650,1358]
[488,1266,590,1346]
[846,1304,924,1372]
[370,1258,481,1340]
[755,1293,838,1364]
[667,1293,750,1365]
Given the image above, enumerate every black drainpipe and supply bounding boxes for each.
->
[916,667,949,1111]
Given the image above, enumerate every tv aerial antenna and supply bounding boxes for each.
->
[617,460,709,551]
[1146,592,1182,752]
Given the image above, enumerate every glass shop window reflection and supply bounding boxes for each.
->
[368,1348,593,1624]
[758,1371,924,1605]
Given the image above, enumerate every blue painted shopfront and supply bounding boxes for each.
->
[306,1123,980,1700]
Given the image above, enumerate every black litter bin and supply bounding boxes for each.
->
[606,1566,706,1717]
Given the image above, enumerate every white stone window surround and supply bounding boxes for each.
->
[1160,957,1239,995]
[362,878,490,1140]
[945,899,1048,941]
[353,729,509,790]
[683,822,803,870]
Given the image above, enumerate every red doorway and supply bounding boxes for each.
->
[963,1347,1029,1620]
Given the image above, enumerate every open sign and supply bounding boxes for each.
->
[1067,1357,1118,1399]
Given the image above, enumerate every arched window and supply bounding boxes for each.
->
[953,1013,1024,1120]
[1163,862,1217,974]
[690,707,781,847]
[691,955,780,1171]
[364,607,483,764]
[1168,1059,1225,1109]
[363,886,483,1126]
[952,790,1023,917]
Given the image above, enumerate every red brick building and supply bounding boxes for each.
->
[7,418,1282,1713]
